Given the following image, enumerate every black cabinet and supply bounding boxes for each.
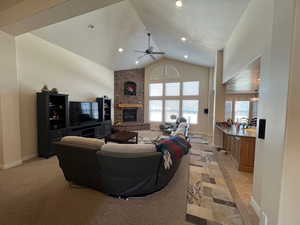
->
[97,97,112,122]
[37,93,69,158]
[37,93,112,158]
[102,120,112,136]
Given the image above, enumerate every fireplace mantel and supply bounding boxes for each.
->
[118,104,143,108]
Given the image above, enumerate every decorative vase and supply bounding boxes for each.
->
[41,85,49,93]
[51,88,58,94]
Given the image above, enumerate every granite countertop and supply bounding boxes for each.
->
[216,125,257,138]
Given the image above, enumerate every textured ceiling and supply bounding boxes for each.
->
[130,0,249,67]
[32,0,249,70]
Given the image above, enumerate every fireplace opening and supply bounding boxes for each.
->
[123,108,137,122]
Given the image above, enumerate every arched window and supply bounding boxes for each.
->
[124,81,137,96]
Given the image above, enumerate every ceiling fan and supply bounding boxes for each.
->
[135,33,165,61]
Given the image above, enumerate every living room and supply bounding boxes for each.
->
[1,0,300,225]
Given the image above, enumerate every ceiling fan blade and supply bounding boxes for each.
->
[138,54,147,60]
[151,52,165,55]
[150,54,156,61]
[134,50,146,53]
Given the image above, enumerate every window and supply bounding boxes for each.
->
[149,83,163,97]
[165,100,180,122]
[182,100,199,124]
[149,100,163,122]
[165,82,180,96]
[234,101,250,122]
[252,101,258,118]
[183,81,199,96]
[225,101,233,121]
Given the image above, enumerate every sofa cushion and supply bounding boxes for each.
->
[61,136,105,149]
[102,144,156,154]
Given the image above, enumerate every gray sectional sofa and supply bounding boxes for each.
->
[54,139,184,197]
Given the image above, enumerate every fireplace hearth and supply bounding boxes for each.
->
[123,108,137,122]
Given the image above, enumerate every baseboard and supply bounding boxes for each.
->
[0,160,23,170]
[22,153,38,162]
[250,196,261,218]
[0,154,37,170]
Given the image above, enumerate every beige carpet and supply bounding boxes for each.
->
[0,154,192,225]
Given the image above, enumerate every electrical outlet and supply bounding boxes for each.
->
[262,211,268,225]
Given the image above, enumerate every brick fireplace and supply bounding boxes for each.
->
[114,68,150,131]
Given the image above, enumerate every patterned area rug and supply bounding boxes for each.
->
[189,136,209,145]
[186,141,244,225]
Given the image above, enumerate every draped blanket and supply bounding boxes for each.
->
[157,136,191,169]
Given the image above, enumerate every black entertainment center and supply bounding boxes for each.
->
[37,93,112,158]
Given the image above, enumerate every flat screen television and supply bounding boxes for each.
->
[69,102,99,126]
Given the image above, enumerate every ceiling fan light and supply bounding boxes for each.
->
[175,0,183,8]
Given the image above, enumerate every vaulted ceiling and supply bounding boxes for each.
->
[32,0,249,71]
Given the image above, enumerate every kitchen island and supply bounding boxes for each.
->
[216,125,256,173]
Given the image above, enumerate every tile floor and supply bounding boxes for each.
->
[186,141,244,225]
[216,151,259,225]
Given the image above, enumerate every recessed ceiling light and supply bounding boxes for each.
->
[118,48,124,53]
[181,37,187,42]
[135,60,139,65]
[175,0,183,8]
[184,54,188,59]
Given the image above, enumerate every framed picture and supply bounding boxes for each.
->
[124,81,137,96]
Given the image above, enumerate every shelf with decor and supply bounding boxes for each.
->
[37,92,69,158]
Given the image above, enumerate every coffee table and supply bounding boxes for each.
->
[105,131,138,144]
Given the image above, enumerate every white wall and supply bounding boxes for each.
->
[207,67,215,136]
[0,31,22,169]
[144,58,210,135]
[223,0,273,83]
[0,97,3,167]
[16,33,114,160]
[253,0,295,223]
[223,0,300,224]
[278,1,300,224]
[213,50,225,147]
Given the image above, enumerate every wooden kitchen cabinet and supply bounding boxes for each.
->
[217,126,256,173]
[231,136,255,173]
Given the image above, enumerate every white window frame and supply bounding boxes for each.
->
[148,81,201,124]
[234,101,250,122]
[165,82,180,96]
[182,81,200,96]
[149,100,163,122]
[149,83,163,97]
